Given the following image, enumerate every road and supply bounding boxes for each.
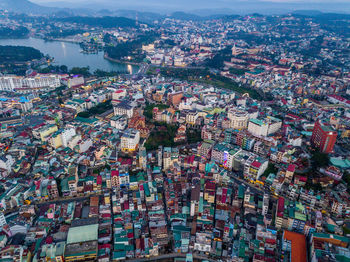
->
[126,253,217,262]
[137,63,150,75]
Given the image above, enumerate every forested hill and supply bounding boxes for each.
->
[56,16,138,28]
[0,46,43,63]
[0,26,29,39]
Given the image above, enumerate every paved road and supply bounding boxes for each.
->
[126,253,217,262]
[35,194,102,207]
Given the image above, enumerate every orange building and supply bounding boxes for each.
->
[282,230,307,262]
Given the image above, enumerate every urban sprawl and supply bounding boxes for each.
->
[0,9,349,262]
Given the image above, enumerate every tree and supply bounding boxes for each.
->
[263,163,278,177]
[0,45,42,63]
[60,65,68,73]
[343,172,350,193]
[311,150,330,169]
[69,66,91,77]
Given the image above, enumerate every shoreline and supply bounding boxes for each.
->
[103,53,142,66]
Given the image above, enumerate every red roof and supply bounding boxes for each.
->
[251,161,262,169]
[287,164,296,172]
[283,231,307,262]
[111,170,119,177]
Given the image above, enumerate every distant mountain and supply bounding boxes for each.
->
[0,0,94,16]
[112,10,164,23]
[56,16,138,28]
[169,11,202,21]
[0,0,53,14]
[292,10,324,17]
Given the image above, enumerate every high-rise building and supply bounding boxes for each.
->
[311,120,337,153]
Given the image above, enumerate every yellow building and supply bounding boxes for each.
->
[49,132,63,149]
[39,125,58,142]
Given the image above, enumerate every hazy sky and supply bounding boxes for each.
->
[32,0,350,2]
[30,0,350,13]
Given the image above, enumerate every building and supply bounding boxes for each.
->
[282,230,307,262]
[311,120,337,153]
[309,233,350,262]
[248,117,282,137]
[0,212,6,228]
[49,131,63,149]
[185,110,198,125]
[0,155,14,173]
[248,119,269,137]
[64,218,99,262]
[78,139,93,153]
[110,115,128,130]
[227,109,249,129]
[113,101,134,119]
[266,116,282,135]
[61,75,84,88]
[0,74,61,93]
[33,124,58,142]
[61,128,76,147]
[139,146,147,170]
[120,128,140,152]
[0,76,22,91]
[168,92,183,106]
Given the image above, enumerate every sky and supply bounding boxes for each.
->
[30,0,350,14]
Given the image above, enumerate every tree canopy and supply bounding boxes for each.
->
[0,45,43,63]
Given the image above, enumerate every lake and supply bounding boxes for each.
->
[0,38,139,74]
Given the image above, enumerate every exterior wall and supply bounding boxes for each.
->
[311,121,337,153]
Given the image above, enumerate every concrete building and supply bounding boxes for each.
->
[78,139,93,153]
[114,101,134,119]
[228,109,249,129]
[248,119,269,137]
[0,155,14,174]
[120,128,140,152]
[311,120,337,153]
[0,74,61,93]
[110,115,128,130]
[64,218,99,262]
[62,128,76,147]
[61,75,84,88]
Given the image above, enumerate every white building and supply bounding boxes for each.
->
[0,212,6,228]
[248,117,282,137]
[120,128,140,152]
[61,75,84,88]
[62,128,76,147]
[0,74,61,93]
[78,139,93,153]
[0,155,14,173]
[185,110,198,125]
[266,116,282,135]
[110,115,127,130]
[248,119,269,137]
[114,101,134,119]
[112,89,127,102]
[0,76,22,91]
[68,135,82,150]
[228,108,249,129]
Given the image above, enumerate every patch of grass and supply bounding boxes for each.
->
[144,103,169,120]
[157,67,262,100]
[144,122,177,151]
[77,100,112,118]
